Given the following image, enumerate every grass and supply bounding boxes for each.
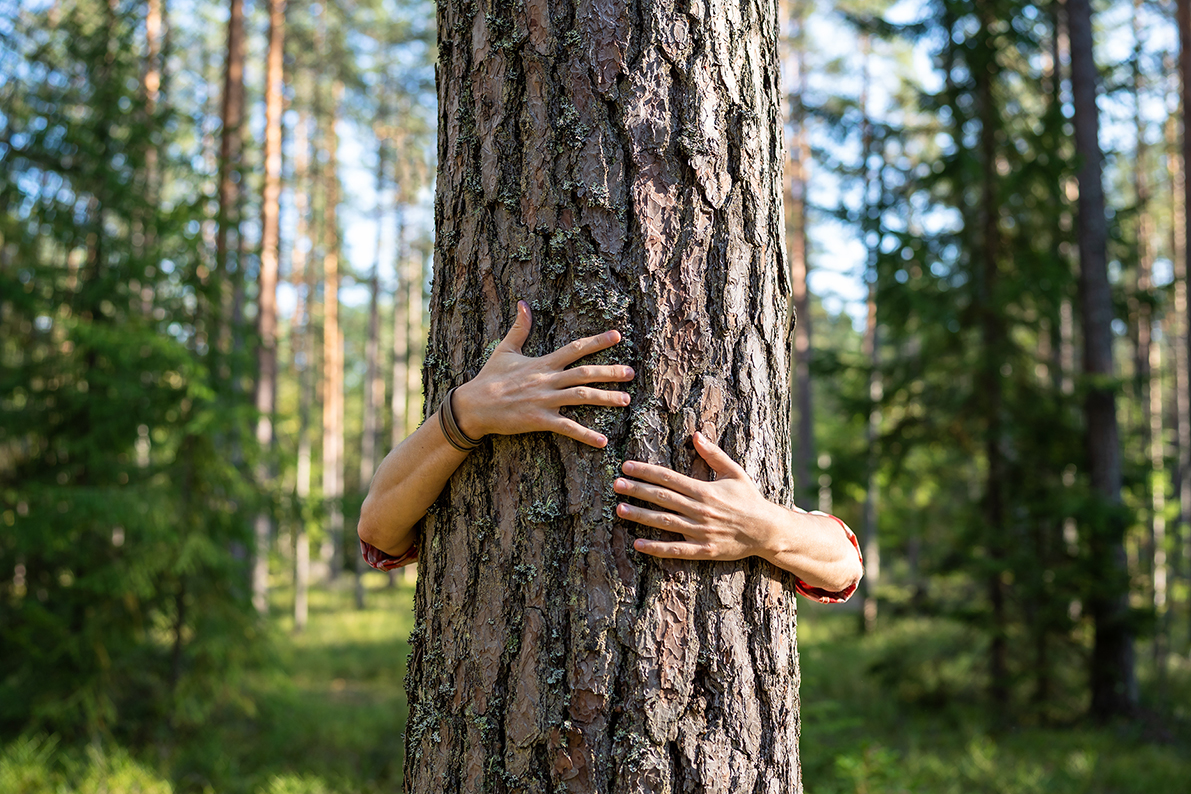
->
[4,574,1189,793]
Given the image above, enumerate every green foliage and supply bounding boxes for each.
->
[0,0,259,743]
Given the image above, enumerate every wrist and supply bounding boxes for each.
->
[450,381,487,439]
[757,502,796,566]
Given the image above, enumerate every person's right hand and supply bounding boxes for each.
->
[450,301,634,448]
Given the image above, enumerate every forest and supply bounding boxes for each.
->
[2,0,1190,791]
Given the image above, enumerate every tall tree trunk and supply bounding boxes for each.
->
[355,134,386,611]
[1178,0,1191,660]
[1069,0,1137,717]
[405,242,425,440]
[215,0,245,367]
[292,106,313,632]
[405,0,800,789]
[974,7,1008,715]
[252,0,287,616]
[320,80,344,581]
[392,212,410,447]
[858,37,881,634]
[1167,101,1187,668]
[785,1,813,505]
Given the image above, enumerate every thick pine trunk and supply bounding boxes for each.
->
[253,0,286,616]
[1069,0,1137,717]
[405,0,799,790]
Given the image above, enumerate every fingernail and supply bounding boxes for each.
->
[597,434,608,446]
[633,539,644,550]
[621,394,631,405]
[625,366,635,377]
[614,478,626,489]
[622,461,634,472]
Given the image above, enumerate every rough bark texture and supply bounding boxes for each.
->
[405,0,799,791]
[1068,0,1136,717]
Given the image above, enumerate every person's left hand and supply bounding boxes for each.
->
[613,432,784,561]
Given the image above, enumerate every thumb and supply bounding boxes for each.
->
[694,431,747,479]
[501,300,532,353]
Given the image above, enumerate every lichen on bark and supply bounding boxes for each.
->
[408,0,800,791]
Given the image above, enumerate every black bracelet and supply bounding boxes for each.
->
[438,385,483,452]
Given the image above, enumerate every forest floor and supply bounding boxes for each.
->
[3,573,1189,793]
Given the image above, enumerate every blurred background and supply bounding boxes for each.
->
[2,0,1190,791]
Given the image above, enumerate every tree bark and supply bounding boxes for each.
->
[253,0,286,616]
[320,81,344,580]
[405,0,800,790]
[1069,0,1137,717]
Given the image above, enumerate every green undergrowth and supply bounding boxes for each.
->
[4,579,1189,793]
[797,605,1191,794]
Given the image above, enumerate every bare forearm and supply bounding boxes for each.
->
[357,415,468,557]
[761,507,863,593]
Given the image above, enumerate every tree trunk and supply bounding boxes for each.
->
[291,102,313,631]
[321,81,344,581]
[215,0,245,363]
[1178,0,1191,660]
[252,0,286,616]
[973,6,1008,714]
[784,1,813,506]
[356,134,386,612]
[405,243,425,440]
[1168,101,1187,668]
[405,0,799,790]
[1069,0,1137,717]
[392,212,410,446]
[858,37,881,635]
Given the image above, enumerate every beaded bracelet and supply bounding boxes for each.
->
[438,385,484,452]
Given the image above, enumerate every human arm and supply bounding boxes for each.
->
[613,431,863,600]
[357,301,635,558]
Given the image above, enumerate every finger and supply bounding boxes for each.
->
[547,329,622,368]
[554,364,635,387]
[632,538,714,560]
[693,432,747,479]
[552,386,632,409]
[616,502,699,534]
[547,414,608,448]
[500,300,532,354]
[613,477,699,517]
[620,460,702,499]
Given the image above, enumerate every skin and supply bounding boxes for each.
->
[358,301,862,594]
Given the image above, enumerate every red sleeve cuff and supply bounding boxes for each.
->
[794,513,863,604]
[360,538,419,571]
